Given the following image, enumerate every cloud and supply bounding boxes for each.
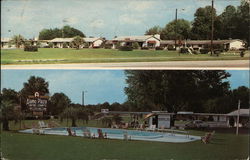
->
[89,19,105,28]
[119,14,142,25]
[125,1,155,12]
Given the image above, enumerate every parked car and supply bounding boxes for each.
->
[185,120,210,129]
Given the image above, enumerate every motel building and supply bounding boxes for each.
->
[102,108,249,129]
[49,37,104,48]
[111,34,161,49]
[160,39,246,51]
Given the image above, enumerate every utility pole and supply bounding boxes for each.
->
[210,0,214,56]
[175,9,178,51]
[82,91,87,106]
[236,100,240,135]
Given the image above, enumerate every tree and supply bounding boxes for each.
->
[231,86,249,109]
[218,5,238,39]
[11,35,25,48]
[145,26,162,35]
[161,19,191,40]
[191,6,219,40]
[132,42,140,49]
[62,25,85,38]
[48,93,71,115]
[39,26,85,40]
[0,88,19,131]
[234,1,250,45]
[60,104,90,127]
[124,70,231,113]
[71,36,84,49]
[60,106,79,127]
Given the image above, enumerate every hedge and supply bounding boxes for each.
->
[118,46,133,51]
[24,45,38,52]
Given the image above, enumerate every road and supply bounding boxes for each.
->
[1,60,249,70]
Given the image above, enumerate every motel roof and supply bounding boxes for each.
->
[49,38,74,43]
[84,37,103,42]
[112,35,160,42]
[160,39,244,45]
[1,38,11,42]
[227,109,249,117]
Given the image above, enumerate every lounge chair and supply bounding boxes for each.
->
[146,125,156,131]
[38,121,48,128]
[122,123,129,129]
[201,131,215,144]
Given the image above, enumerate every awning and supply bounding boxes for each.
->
[147,41,156,44]
[144,113,155,119]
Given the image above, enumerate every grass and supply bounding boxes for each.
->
[1,131,249,160]
[1,48,249,64]
[1,120,249,160]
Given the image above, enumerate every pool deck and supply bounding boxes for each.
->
[20,127,201,143]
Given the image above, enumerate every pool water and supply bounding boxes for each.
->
[20,127,201,143]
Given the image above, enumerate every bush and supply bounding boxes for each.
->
[62,42,68,48]
[48,42,53,48]
[155,47,164,50]
[132,42,140,49]
[104,44,112,49]
[167,45,175,50]
[118,46,133,51]
[179,47,189,53]
[193,50,198,54]
[24,45,38,52]
[141,47,149,50]
[200,48,209,54]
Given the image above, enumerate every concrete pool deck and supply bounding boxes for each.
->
[20,127,201,143]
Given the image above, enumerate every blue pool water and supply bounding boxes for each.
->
[20,127,201,143]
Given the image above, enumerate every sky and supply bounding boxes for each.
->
[1,0,240,39]
[1,70,249,105]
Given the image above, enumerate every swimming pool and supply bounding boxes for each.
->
[20,127,201,143]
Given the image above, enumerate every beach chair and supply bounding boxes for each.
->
[146,125,156,131]
[38,121,48,128]
[201,131,215,144]
[122,123,129,129]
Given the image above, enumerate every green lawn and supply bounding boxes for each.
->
[1,119,249,160]
[1,48,249,64]
[1,131,248,160]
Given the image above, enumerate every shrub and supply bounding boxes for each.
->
[24,45,38,52]
[104,44,112,49]
[193,50,198,54]
[141,47,149,50]
[167,45,175,50]
[155,47,164,50]
[179,47,189,53]
[48,42,53,48]
[62,42,68,48]
[118,46,133,51]
[132,42,140,49]
[200,48,209,54]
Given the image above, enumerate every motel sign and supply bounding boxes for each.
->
[26,92,48,112]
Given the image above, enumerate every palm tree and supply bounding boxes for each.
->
[11,34,25,48]
[101,117,112,127]
[71,36,85,49]
[0,100,18,131]
[60,107,79,127]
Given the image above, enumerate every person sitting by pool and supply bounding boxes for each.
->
[123,131,128,140]
[92,133,96,138]
[83,129,91,138]
[97,129,104,139]
[104,132,108,139]
[67,128,73,136]
[72,130,76,136]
